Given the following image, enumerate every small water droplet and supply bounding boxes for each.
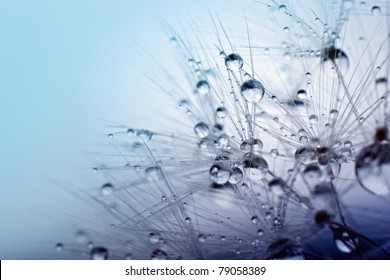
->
[268,178,285,196]
[198,234,206,242]
[240,141,252,154]
[225,53,243,72]
[196,80,210,95]
[56,243,64,252]
[295,147,316,164]
[371,6,381,15]
[257,229,264,236]
[194,122,209,138]
[242,154,269,180]
[278,4,287,12]
[216,106,227,118]
[101,183,114,196]
[297,89,307,100]
[91,246,108,260]
[251,215,259,224]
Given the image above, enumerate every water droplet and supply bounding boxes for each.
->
[241,79,265,103]
[355,142,390,196]
[216,107,227,118]
[145,166,161,181]
[309,115,318,124]
[242,154,269,179]
[185,217,192,224]
[217,134,229,148]
[371,6,381,15]
[198,234,206,242]
[332,226,359,253]
[283,26,289,32]
[56,243,64,252]
[194,122,209,138]
[210,163,231,185]
[240,141,252,154]
[149,233,162,244]
[251,215,259,224]
[196,80,210,95]
[295,147,316,164]
[268,178,285,196]
[257,229,264,236]
[107,133,113,139]
[303,164,322,185]
[225,53,243,72]
[270,149,279,158]
[278,4,287,12]
[151,249,168,260]
[91,246,108,260]
[125,253,132,260]
[101,183,113,196]
[229,167,243,184]
[323,46,349,74]
[375,77,388,93]
[297,89,307,100]
[251,138,263,153]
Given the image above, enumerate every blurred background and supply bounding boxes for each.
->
[0,0,245,259]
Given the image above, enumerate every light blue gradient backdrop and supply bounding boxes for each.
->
[0,0,253,259]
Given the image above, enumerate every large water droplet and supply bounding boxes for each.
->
[355,142,390,196]
[210,162,231,185]
[251,138,263,153]
[371,6,381,15]
[225,53,243,72]
[331,225,359,253]
[297,89,307,100]
[241,79,265,103]
[194,122,209,138]
[91,246,108,260]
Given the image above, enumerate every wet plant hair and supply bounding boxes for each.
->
[58,0,390,259]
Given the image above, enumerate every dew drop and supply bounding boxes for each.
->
[251,215,259,224]
[309,115,318,124]
[210,163,231,185]
[278,4,287,12]
[355,142,390,196]
[225,53,243,72]
[371,6,381,15]
[151,249,168,260]
[268,178,285,197]
[101,183,113,196]
[198,234,206,242]
[303,164,322,185]
[216,106,227,118]
[332,227,359,253]
[295,147,317,164]
[229,167,243,184]
[194,122,209,138]
[242,154,269,179]
[149,233,162,244]
[297,89,307,100]
[240,79,265,103]
[196,80,210,95]
[251,138,263,153]
[375,77,388,93]
[240,141,252,154]
[257,229,264,236]
[270,149,279,158]
[91,246,108,260]
[56,243,64,252]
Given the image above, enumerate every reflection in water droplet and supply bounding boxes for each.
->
[194,122,209,138]
[355,143,390,196]
[225,53,243,72]
[196,80,210,95]
[241,79,265,103]
[210,163,231,185]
